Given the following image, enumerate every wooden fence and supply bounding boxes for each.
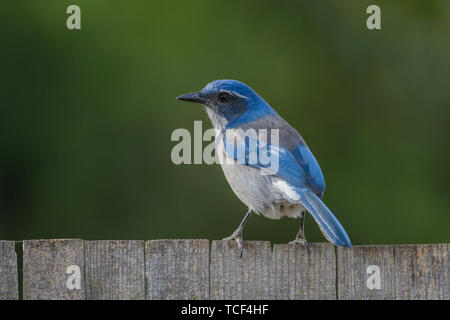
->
[0,239,449,300]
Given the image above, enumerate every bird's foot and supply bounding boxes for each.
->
[223,230,244,258]
[289,237,311,255]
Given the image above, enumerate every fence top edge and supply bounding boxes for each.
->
[22,238,84,243]
[2,239,449,247]
[146,239,210,245]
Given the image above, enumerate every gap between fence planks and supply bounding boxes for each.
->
[0,240,448,300]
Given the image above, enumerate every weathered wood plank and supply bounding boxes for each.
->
[273,243,336,299]
[337,244,449,300]
[0,241,18,300]
[393,244,448,300]
[14,239,450,300]
[23,239,84,300]
[85,240,145,300]
[448,244,450,298]
[337,245,395,299]
[146,239,209,300]
[210,240,273,299]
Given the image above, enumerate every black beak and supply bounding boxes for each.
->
[176,92,207,104]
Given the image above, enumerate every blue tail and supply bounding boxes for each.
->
[295,187,352,248]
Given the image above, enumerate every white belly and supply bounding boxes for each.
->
[217,142,305,220]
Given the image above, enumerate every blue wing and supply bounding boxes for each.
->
[218,130,306,187]
[218,128,351,248]
[228,115,325,198]
[292,143,325,198]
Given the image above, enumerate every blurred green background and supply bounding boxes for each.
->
[1,1,449,245]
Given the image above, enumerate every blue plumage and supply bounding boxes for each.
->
[292,143,326,198]
[177,79,351,254]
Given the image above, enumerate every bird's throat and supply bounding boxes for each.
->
[205,107,228,131]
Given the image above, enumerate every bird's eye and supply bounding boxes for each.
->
[217,91,232,103]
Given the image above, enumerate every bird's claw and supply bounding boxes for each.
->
[289,237,311,255]
[223,231,244,258]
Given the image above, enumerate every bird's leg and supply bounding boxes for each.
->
[289,211,311,255]
[223,208,252,258]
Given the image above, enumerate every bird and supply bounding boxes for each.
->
[177,79,351,257]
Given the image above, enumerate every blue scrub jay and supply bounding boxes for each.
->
[177,80,351,256]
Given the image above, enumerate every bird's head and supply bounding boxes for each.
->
[177,79,275,128]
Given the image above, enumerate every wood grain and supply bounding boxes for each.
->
[85,240,145,300]
[146,239,209,299]
[337,245,395,299]
[337,244,449,300]
[23,239,84,300]
[0,241,18,300]
[273,243,336,299]
[210,240,273,299]
[393,244,448,300]
[2,239,448,300]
